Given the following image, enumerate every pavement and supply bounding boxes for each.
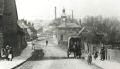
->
[0,42,33,69]
[83,53,120,69]
[92,56,120,69]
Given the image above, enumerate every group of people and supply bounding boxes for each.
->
[93,47,106,60]
[87,47,106,64]
[1,45,13,61]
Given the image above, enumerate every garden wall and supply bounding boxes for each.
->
[107,49,120,62]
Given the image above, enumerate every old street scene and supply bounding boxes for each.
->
[1,0,120,69]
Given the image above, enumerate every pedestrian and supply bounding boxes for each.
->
[8,47,13,61]
[94,51,98,60]
[46,40,48,46]
[100,47,105,61]
[1,47,7,60]
[5,45,10,60]
[32,42,35,50]
[87,53,92,64]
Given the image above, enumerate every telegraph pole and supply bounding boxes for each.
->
[55,6,57,19]
[72,10,73,20]
[71,10,74,23]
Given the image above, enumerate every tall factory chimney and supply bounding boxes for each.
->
[72,10,73,20]
[55,6,57,19]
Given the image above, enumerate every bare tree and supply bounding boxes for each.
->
[82,16,120,45]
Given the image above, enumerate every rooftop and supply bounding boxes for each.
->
[57,22,81,28]
[17,21,28,29]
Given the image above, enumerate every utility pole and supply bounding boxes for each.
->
[72,10,73,20]
[55,6,57,19]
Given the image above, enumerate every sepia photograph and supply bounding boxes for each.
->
[0,0,120,69]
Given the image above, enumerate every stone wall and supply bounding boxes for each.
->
[107,49,120,62]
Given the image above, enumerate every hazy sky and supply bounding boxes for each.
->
[16,0,120,20]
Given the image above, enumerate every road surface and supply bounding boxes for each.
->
[15,37,103,69]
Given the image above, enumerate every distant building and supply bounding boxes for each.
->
[17,20,31,41]
[27,23,37,40]
[18,20,38,41]
[56,22,81,44]
[56,9,80,43]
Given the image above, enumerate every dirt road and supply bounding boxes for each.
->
[15,37,102,69]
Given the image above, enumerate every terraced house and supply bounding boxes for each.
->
[0,0,27,56]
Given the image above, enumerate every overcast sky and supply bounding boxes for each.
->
[16,0,120,20]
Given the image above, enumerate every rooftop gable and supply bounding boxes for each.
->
[17,21,28,29]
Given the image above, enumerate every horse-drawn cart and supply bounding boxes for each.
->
[67,36,82,58]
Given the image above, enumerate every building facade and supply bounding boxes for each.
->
[17,20,31,41]
[56,9,81,44]
[57,23,81,44]
[0,0,27,56]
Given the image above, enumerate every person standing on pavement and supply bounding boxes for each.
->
[100,47,105,61]
[5,45,10,60]
[1,47,7,60]
[8,47,13,61]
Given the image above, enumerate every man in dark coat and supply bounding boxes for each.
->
[46,40,48,46]
[100,47,105,61]
[5,45,10,60]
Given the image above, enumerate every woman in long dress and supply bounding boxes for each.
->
[8,47,13,61]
